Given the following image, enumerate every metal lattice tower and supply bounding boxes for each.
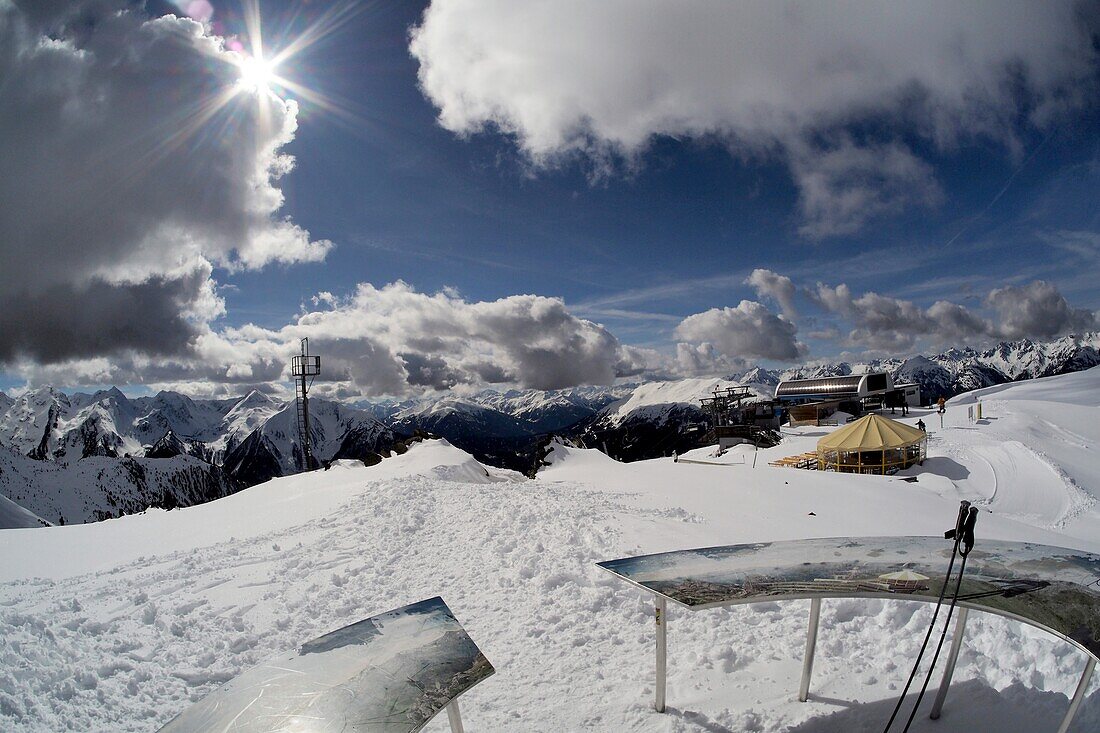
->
[291,338,321,471]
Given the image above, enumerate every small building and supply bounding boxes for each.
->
[884,383,919,411]
[816,413,927,475]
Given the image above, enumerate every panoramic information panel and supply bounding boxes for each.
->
[159,596,494,733]
[598,536,1100,659]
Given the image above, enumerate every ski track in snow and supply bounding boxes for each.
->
[2,469,1099,731]
[929,399,1098,538]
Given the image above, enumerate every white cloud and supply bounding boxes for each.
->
[745,268,799,319]
[0,1,330,364]
[23,282,632,396]
[411,0,1095,235]
[674,342,745,377]
[674,300,806,362]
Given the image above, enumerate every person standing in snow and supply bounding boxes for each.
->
[917,419,926,432]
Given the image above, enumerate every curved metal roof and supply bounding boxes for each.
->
[775,375,863,398]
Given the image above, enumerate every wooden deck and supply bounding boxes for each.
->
[768,452,819,470]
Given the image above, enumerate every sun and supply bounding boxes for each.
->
[236,54,279,94]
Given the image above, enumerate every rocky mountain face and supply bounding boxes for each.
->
[0,390,397,525]
[0,443,238,526]
[377,387,631,471]
[568,379,768,462]
[222,399,398,483]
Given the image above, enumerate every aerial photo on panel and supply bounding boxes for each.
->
[160,596,493,732]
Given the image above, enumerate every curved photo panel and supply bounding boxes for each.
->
[159,596,494,733]
[598,536,1100,659]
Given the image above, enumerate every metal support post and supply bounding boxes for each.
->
[929,606,969,719]
[655,596,667,713]
[1056,656,1096,733]
[799,598,821,702]
[446,700,464,733]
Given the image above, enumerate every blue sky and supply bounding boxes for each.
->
[221,0,1100,346]
[1,1,1098,397]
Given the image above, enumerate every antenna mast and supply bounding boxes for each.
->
[291,337,321,471]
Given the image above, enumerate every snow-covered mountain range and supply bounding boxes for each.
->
[729,332,1100,401]
[1,332,1096,526]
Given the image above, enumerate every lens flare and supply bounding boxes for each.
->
[236,54,278,94]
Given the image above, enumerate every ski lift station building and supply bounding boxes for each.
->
[775,372,893,403]
[775,373,922,408]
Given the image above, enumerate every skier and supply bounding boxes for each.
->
[916,419,926,432]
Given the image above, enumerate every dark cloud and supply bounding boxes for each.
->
[0,0,328,364]
[0,272,205,363]
[987,281,1098,339]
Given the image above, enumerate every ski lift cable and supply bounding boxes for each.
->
[880,502,972,733]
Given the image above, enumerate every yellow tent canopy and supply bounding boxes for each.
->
[817,414,925,451]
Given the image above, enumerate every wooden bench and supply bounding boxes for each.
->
[768,452,819,469]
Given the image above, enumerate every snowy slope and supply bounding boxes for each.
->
[0,491,49,529]
[924,366,1100,543]
[2,370,1099,732]
[596,378,753,427]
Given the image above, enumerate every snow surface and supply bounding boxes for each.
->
[2,373,1100,731]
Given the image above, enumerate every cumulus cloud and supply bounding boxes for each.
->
[410,0,1096,235]
[675,301,806,362]
[745,269,799,319]
[674,342,745,377]
[0,1,330,364]
[811,282,982,350]
[986,281,1099,339]
[808,277,1096,350]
